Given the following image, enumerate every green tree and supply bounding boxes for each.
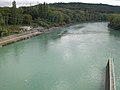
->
[38,2,49,19]
[11,0,17,25]
[108,14,120,30]
[23,14,32,25]
[0,13,4,26]
[0,26,8,37]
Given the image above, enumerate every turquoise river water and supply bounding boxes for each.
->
[0,22,120,90]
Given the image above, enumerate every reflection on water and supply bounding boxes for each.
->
[0,22,120,90]
[109,28,120,37]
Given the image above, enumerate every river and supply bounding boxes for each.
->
[0,22,120,90]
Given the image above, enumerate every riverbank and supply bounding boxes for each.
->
[0,26,60,47]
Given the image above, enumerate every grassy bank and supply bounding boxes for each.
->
[0,25,22,38]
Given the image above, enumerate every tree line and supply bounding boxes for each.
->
[0,1,120,37]
[50,3,120,14]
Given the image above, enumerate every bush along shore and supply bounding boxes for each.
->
[108,14,120,30]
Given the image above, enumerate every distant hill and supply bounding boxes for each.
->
[49,2,120,14]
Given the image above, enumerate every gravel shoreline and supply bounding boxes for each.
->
[0,27,59,47]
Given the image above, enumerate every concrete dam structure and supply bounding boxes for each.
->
[105,58,116,90]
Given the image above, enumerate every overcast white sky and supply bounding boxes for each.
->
[0,0,120,7]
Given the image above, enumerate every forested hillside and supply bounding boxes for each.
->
[0,1,120,37]
[50,3,120,13]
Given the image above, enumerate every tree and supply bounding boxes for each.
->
[44,2,49,18]
[38,2,49,19]
[23,14,32,25]
[0,26,8,37]
[0,13,4,26]
[108,14,120,30]
[11,0,17,25]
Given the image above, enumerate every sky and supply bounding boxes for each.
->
[0,0,120,7]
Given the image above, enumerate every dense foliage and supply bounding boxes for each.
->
[1,1,120,37]
[50,3,120,14]
[108,14,120,30]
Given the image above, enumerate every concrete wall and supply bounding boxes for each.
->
[105,58,116,90]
